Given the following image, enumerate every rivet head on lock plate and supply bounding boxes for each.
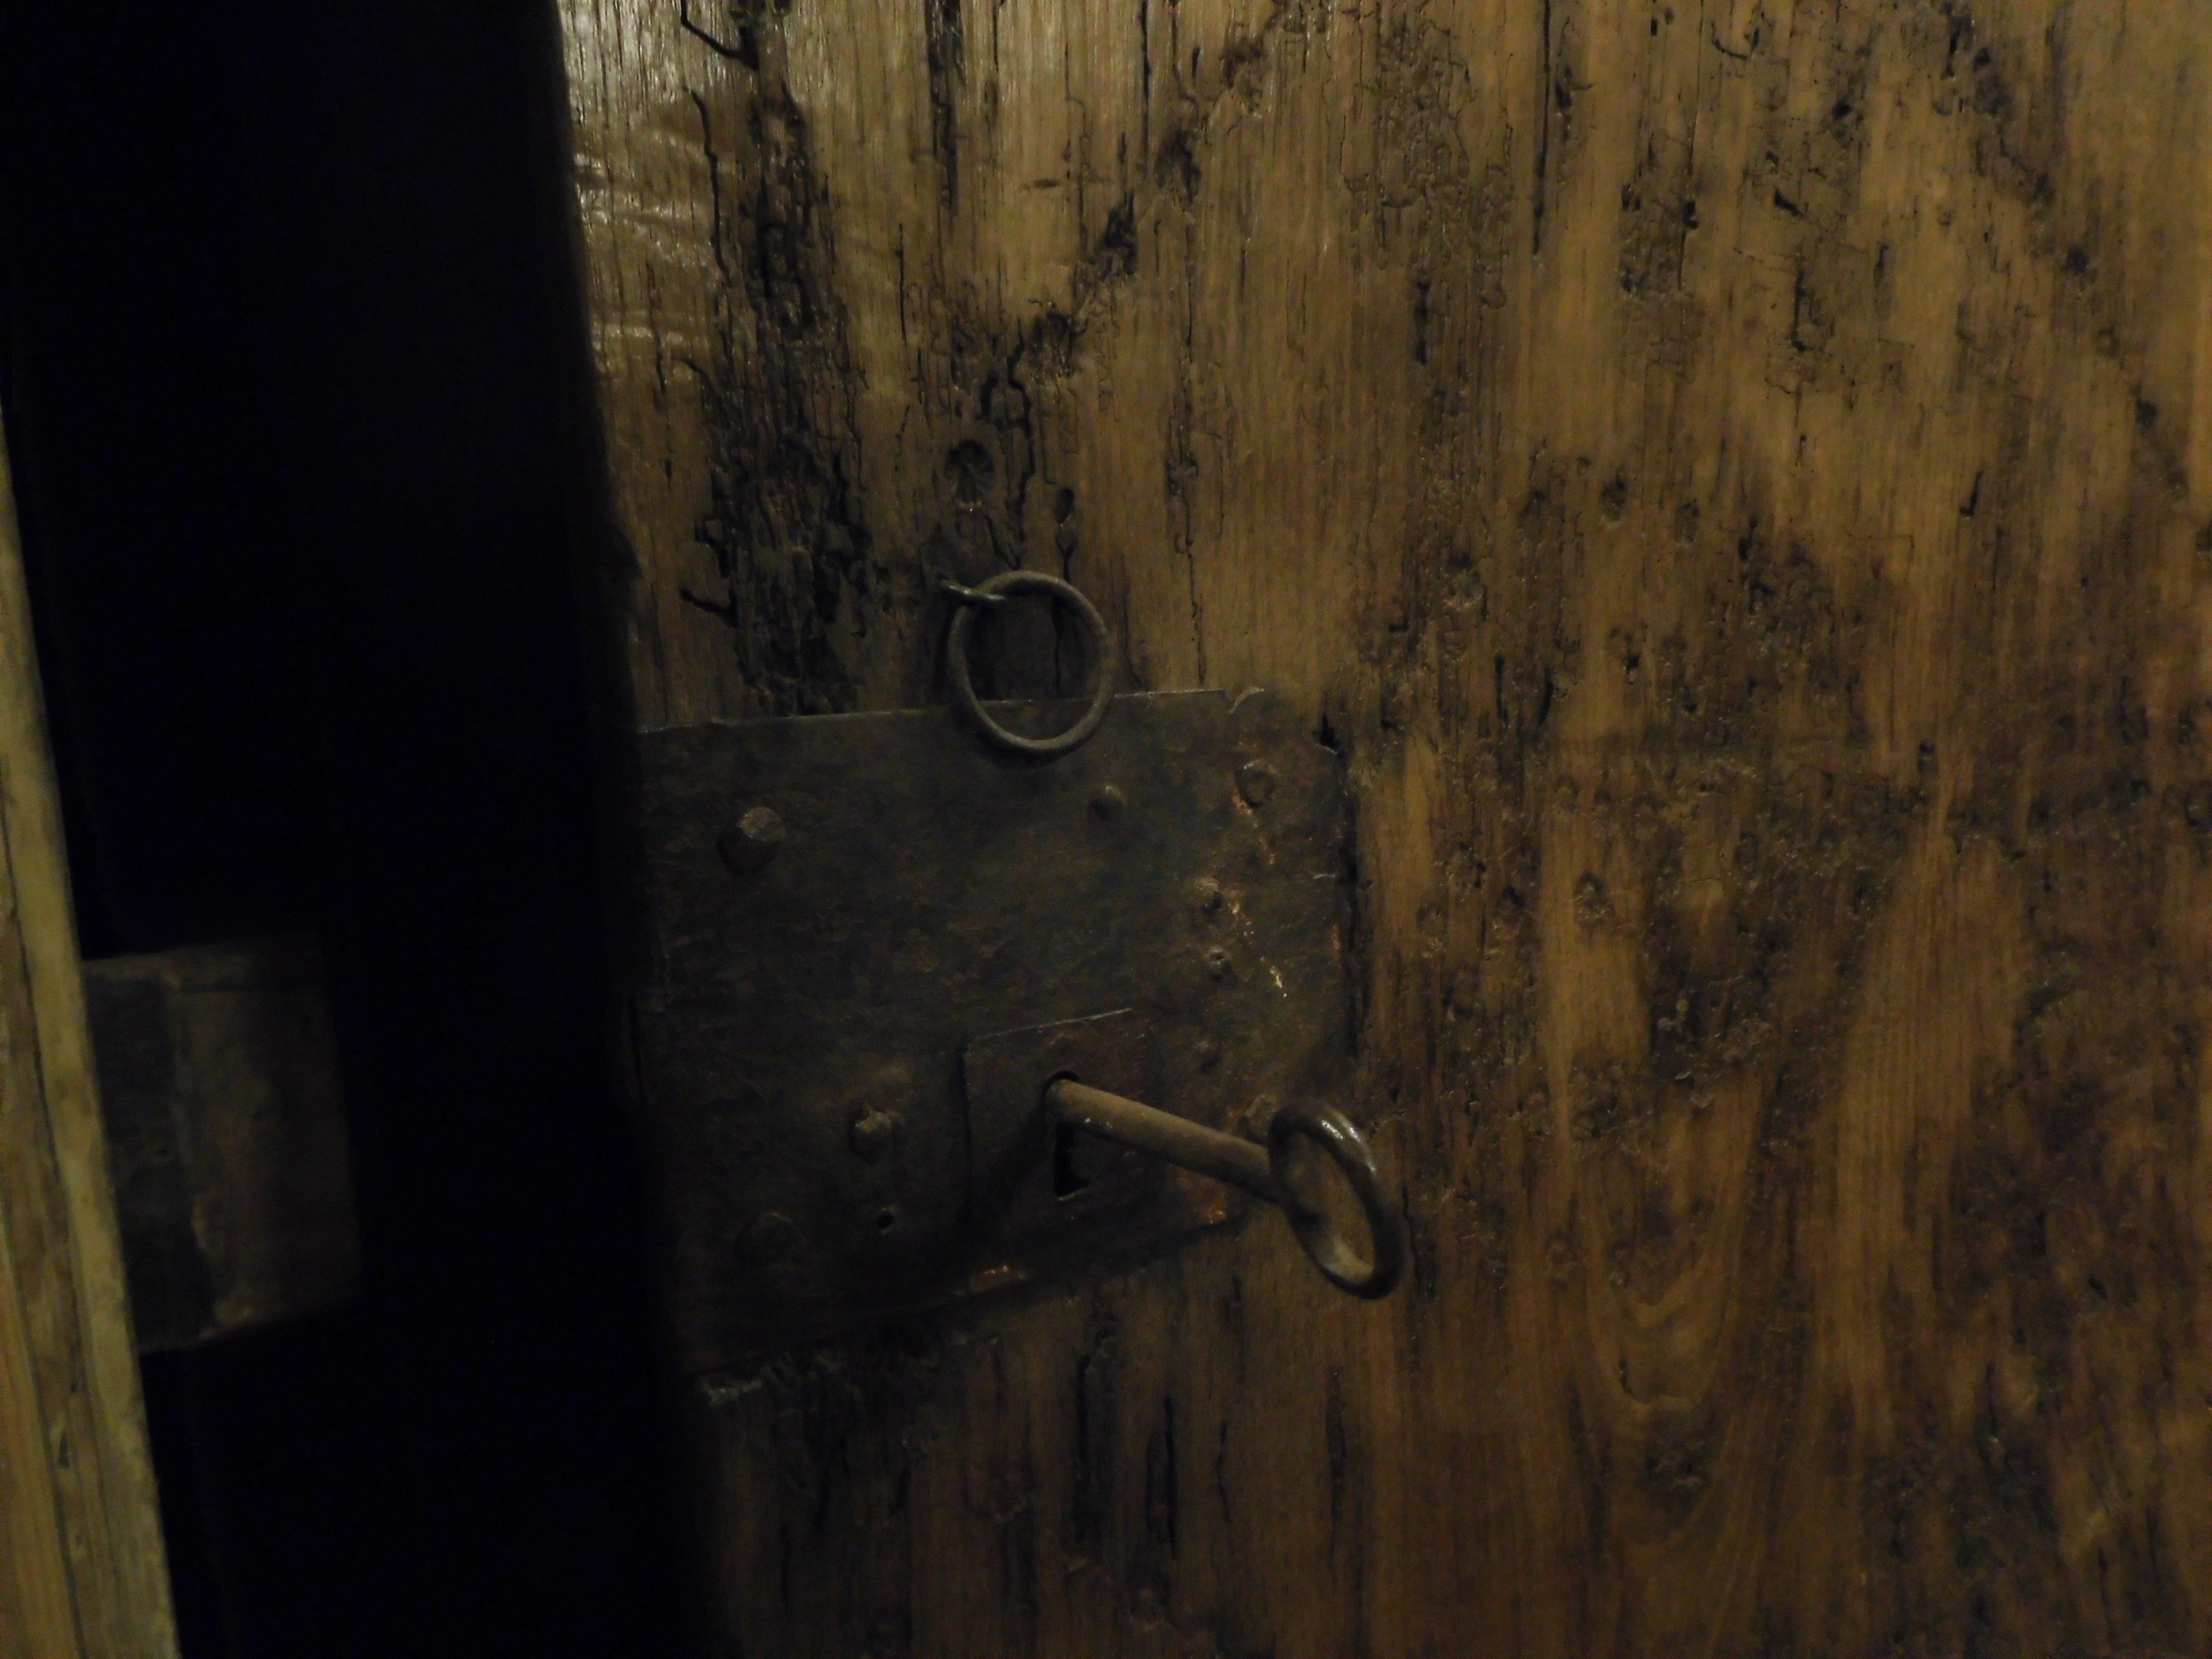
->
[848,1108,901,1161]
[739,1211,798,1264]
[719,806,787,874]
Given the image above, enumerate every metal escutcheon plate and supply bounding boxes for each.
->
[631,689,1353,1372]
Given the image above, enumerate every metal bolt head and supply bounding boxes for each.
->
[739,1210,798,1264]
[719,805,787,873]
[848,1108,901,1161]
[1191,876,1225,915]
[1236,760,1277,807]
[1091,785,1126,819]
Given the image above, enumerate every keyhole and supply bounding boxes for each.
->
[1052,1121,1090,1199]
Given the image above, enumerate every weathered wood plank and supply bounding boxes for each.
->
[556,1,2212,1652]
[0,416,177,1655]
[83,936,359,1354]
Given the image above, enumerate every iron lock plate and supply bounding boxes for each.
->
[632,689,1352,1371]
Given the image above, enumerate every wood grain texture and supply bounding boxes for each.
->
[555,2,2212,1653]
[0,419,177,1654]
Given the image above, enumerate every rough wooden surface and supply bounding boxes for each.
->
[556,2,2212,1653]
[83,936,359,1354]
[0,420,177,1654]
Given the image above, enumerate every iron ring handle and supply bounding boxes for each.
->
[943,571,1114,758]
[1267,1103,1404,1300]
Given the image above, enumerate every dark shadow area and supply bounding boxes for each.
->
[0,4,685,1653]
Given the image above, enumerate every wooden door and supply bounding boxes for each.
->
[552,3,2212,1653]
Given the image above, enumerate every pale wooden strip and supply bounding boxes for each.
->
[0,413,177,1657]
